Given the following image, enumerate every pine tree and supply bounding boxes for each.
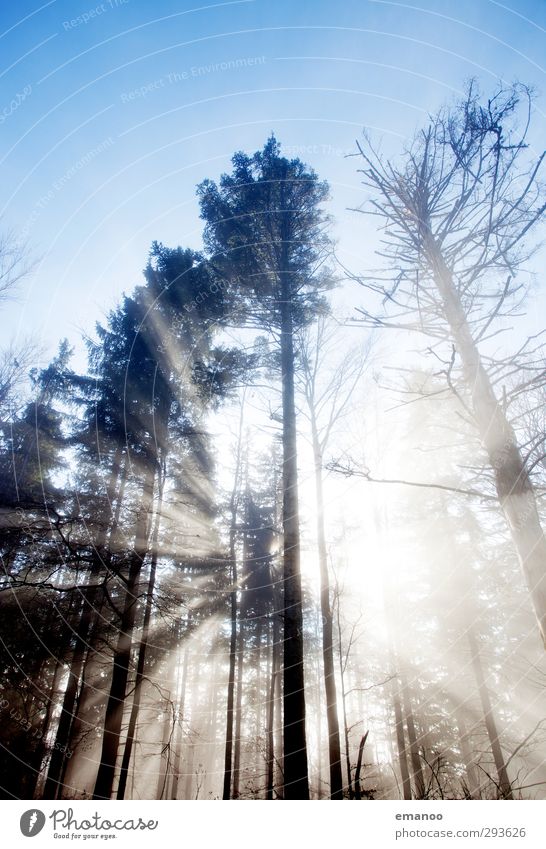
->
[198,137,333,798]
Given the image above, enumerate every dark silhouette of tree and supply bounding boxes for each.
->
[198,136,333,799]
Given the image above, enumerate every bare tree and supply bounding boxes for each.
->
[0,232,38,416]
[0,231,33,304]
[0,339,41,419]
[351,82,546,647]
[298,317,370,798]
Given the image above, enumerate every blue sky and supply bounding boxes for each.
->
[1,0,545,359]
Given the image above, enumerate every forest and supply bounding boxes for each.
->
[1,81,546,802]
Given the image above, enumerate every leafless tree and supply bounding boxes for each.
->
[297,316,370,798]
[0,232,38,416]
[0,231,33,304]
[349,81,546,647]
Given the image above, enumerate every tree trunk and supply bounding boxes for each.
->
[170,637,189,800]
[254,615,264,793]
[466,625,513,799]
[266,611,279,800]
[391,672,412,800]
[381,531,412,802]
[92,458,156,800]
[400,674,425,799]
[32,658,65,798]
[426,232,546,648]
[43,447,124,799]
[315,621,323,799]
[310,416,343,799]
[184,654,199,801]
[280,280,309,799]
[222,511,239,799]
[232,618,244,798]
[222,402,245,800]
[335,593,352,799]
[454,704,480,798]
[353,731,369,800]
[42,600,94,799]
[274,631,284,798]
[116,466,164,799]
[207,649,221,798]
[155,698,172,800]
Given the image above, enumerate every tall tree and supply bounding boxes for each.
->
[353,83,546,648]
[222,399,246,800]
[0,231,36,419]
[91,243,243,798]
[298,317,369,799]
[198,136,333,798]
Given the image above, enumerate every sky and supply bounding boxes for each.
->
[1,0,546,361]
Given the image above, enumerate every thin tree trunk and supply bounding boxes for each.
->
[266,612,279,800]
[222,528,238,799]
[43,447,124,799]
[335,592,352,799]
[31,658,65,798]
[280,277,309,800]
[340,677,352,798]
[254,615,263,793]
[274,630,284,799]
[232,617,244,799]
[156,697,173,800]
[207,649,220,798]
[353,731,369,800]
[454,704,480,798]
[400,674,425,799]
[310,415,343,799]
[426,233,546,647]
[170,638,189,800]
[222,401,245,800]
[382,536,413,802]
[93,458,156,800]
[184,654,199,801]
[42,615,90,799]
[391,673,412,800]
[116,465,164,799]
[315,617,323,799]
[233,477,249,801]
[466,625,513,799]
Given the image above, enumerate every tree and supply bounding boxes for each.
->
[90,243,244,799]
[352,82,546,648]
[222,397,246,800]
[298,317,369,798]
[0,231,33,304]
[0,344,84,799]
[0,232,37,419]
[198,137,333,798]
